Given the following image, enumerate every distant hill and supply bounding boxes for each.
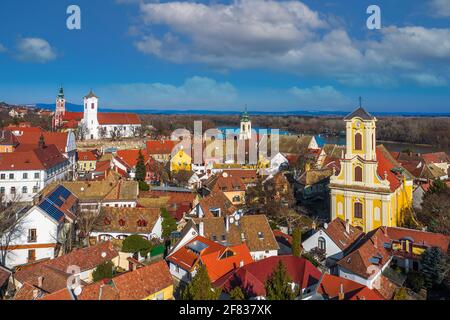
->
[36,103,450,117]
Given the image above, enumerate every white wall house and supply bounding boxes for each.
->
[1,206,62,269]
[302,229,344,261]
[0,145,70,203]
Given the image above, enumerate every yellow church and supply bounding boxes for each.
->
[329,106,413,232]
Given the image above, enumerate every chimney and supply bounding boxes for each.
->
[240,260,244,267]
[199,221,204,237]
[225,216,230,233]
[33,289,40,300]
[37,276,44,288]
[338,283,345,300]
[345,220,350,234]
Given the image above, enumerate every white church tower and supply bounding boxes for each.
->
[83,89,99,140]
[239,107,252,140]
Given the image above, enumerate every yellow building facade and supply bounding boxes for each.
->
[329,107,413,232]
[170,149,192,172]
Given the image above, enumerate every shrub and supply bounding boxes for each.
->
[406,271,425,293]
[92,261,114,282]
[122,234,153,258]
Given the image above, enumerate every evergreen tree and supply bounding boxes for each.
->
[92,261,114,282]
[135,150,146,182]
[265,260,297,300]
[181,265,221,300]
[122,234,153,258]
[421,247,447,288]
[229,286,245,300]
[292,227,302,257]
[161,208,177,240]
[426,179,448,196]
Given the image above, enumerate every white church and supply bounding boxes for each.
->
[53,88,142,140]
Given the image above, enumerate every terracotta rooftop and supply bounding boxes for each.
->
[78,150,98,161]
[97,112,141,125]
[193,215,279,252]
[317,274,383,300]
[214,256,322,297]
[0,144,67,171]
[146,140,177,155]
[115,149,149,169]
[324,218,364,251]
[95,207,160,234]
[386,227,450,253]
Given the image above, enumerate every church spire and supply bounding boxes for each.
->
[57,85,64,99]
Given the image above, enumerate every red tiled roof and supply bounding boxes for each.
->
[337,228,391,279]
[146,140,177,155]
[0,130,19,147]
[78,150,98,161]
[376,145,402,192]
[214,256,322,297]
[16,132,69,154]
[97,113,141,125]
[317,274,383,300]
[386,227,450,253]
[0,144,67,170]
[324,218,364,251]
[62,112,83,122]
[14,242,119,288]
[167,236,253,282]
[422,152,449,164]
[3,126,44,134]
[116,149,149,169]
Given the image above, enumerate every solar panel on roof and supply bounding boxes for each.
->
[187,240,209,254]
[38,199,64,222]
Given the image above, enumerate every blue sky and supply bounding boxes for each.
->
[0,0,449,113]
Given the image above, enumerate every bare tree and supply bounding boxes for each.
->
[75,206,105,247]
[75,122,89,141]
[109,128,122,141]
[0,195,26,267]
[98,127,108,140]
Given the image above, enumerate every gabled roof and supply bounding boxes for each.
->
[317,274,383,300]
[146,140,177,155]
[0,130,19,146]
[0,144,67,171]
[192,215,279,252]
[16,132,70,154]
[337,228,391,279]
[376,145,412,192]
[344,107,375,121]
[421,152,449,164]
[115,149,149,169]
[14,242,118,298]
[78,150,98,161]
[167,236,253,282]
[37,185,78,222]
[323,218,364,251]
[45,260,173,300]
[386,227,450,253]
[97,113,141,125]
[95,207,160,234]
[214,256,322,297]
[196,191,237,218]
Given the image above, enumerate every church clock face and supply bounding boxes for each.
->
[356,121,361,128]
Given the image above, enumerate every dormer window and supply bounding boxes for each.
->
[258,232,264,240]
[119,219,126,226]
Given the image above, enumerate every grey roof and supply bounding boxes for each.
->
[344,107,375,121]
[85,89,98,99]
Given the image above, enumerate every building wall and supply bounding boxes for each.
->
[144,285,174,300]
[302,229,342,260]
[3,207,59,268]
[251,249,278,261]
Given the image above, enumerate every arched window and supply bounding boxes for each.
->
[354,166,363,182]
[354,202,363,219]
[355,133,362,150]
[318,237,326,251]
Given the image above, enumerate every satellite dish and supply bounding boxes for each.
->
[73,286,83,296]
[229,217,235,224]
[101,252,107,258]
[222,172,228,178]
[235,214,241,221]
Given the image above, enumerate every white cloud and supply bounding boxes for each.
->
[0,43,6,53]
[100,76,238,108]
[128,0,450,88]
[430,0,450,17]
[289,85,350,107]
[16,38,57,63]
